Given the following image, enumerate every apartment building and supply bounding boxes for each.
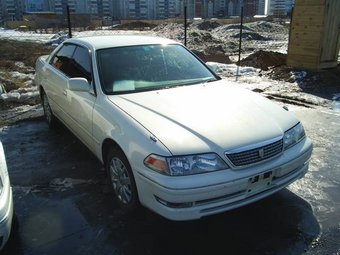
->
[265,0,294,16]
[217,0,261,18]
[1,0,26,21]
[0,0,293,23]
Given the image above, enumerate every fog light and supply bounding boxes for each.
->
[155,196,193,208]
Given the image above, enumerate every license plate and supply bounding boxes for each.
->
[247,170,274,194]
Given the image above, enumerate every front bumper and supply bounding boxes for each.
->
[135,137,313,221]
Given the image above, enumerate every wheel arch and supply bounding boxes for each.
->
[103,137,140,212]
[102,138,125,166]
[39,85,46,99]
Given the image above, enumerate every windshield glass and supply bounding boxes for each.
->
[96,44,217,94]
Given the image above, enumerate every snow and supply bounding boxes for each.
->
[10,71,33,79]
[0,86,40,105]
[0,29,152,45]
[332,93,340,110]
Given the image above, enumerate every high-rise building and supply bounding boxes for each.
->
[244,0,257,16]
[256,0,266,15]
[0,0,295,23]
[116,0,178,20]
[265,0,294,16]
[226,0,243,17]
[213,0,227,18]
[1,0,26,21]
[48,0,113,19]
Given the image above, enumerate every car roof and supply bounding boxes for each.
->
[64,35,181,50]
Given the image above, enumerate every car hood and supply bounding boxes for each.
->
[107,80,299,155]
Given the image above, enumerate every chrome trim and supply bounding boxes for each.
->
[225,136,282,154]
[225,136,283,168]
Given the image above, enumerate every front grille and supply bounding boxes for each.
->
[225,139,283,167]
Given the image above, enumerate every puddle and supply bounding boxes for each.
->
[12,193,94,254]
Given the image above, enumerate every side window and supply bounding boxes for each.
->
[68,46,92,81]
[51,44,76,75]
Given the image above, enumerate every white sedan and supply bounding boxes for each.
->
[0,141,14,250]
[35,35,313,221]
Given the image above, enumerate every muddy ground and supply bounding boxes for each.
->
[0,102,339,255]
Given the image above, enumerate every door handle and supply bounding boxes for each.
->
[63,90,67,97]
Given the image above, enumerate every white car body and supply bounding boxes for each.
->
[0,141,14,250]
[35,35,313,221]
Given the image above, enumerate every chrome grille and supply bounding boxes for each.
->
[225,139,283,167]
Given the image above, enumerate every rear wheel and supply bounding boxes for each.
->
[106,147,138,213]
[42,92,59,128]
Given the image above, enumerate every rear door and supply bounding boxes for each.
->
[44,44,76,125]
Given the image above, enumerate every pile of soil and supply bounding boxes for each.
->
[195,21,221,31]
[239,50,286,70]
[235,49,340,99]
[268,64,340,88]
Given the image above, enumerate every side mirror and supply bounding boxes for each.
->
[68,78,90,92]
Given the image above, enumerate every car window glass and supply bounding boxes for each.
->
[51,44,76,75]
[69,46,92,82]
[97,44,215,94]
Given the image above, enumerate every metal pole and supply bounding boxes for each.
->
[184,6,187,46]
[236,6,243,81]
[67,5,72,38]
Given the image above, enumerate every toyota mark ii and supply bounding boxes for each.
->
[34,35,313,221]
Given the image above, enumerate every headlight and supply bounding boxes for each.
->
[283,122,305,149]
[144,153,229,176]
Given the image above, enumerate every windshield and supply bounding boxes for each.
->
[96,44,217,94]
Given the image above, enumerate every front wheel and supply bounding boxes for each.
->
[42,92,59,128]
[106,147,139,213]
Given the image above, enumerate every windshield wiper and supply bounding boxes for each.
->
[201,78,217,84]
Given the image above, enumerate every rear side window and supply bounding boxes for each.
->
[51,44,76,74]
[51,44,92,82]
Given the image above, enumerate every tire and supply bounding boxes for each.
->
[106,147,139,213]
[42,92,59,128]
